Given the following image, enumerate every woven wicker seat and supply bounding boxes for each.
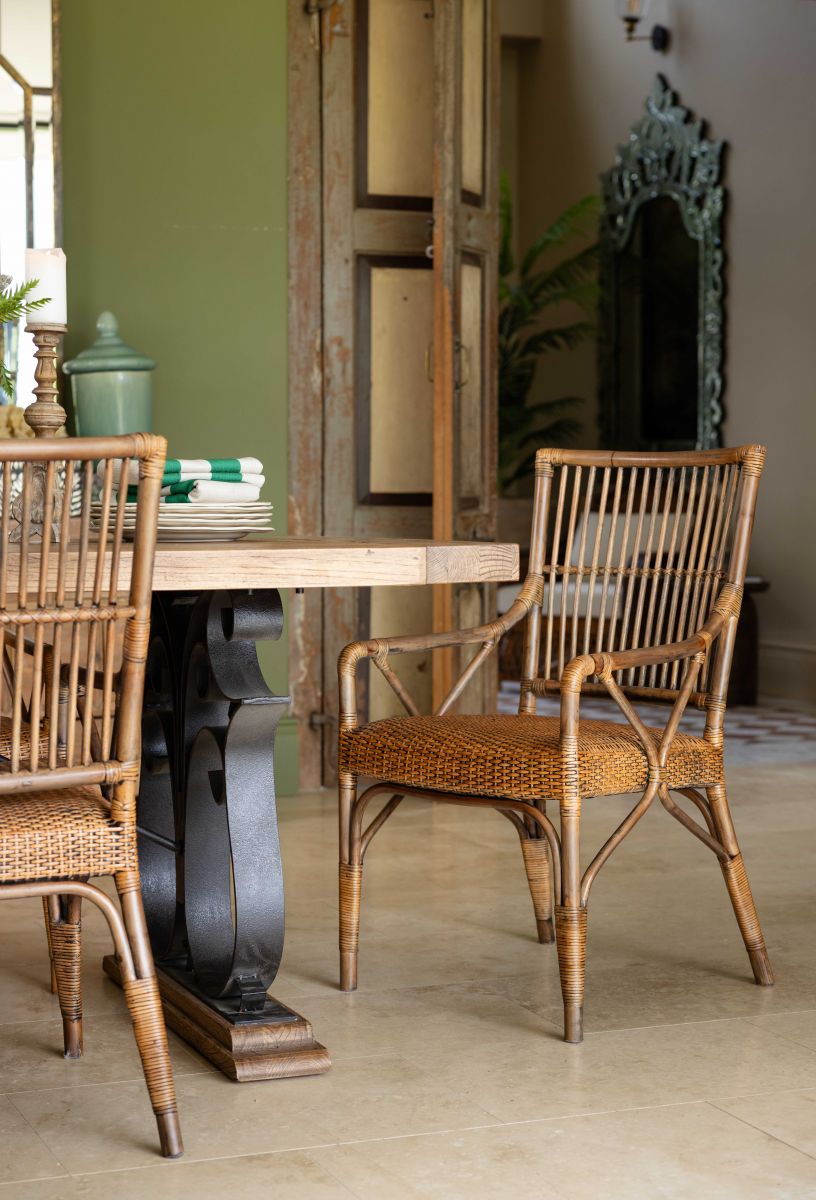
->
[337,447,773,1044]
[341,713,723,802]
[0,435,182,1158]
[0,787,135,884]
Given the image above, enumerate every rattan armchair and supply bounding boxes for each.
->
[0,435,182,1157]
[337,447,771,1043]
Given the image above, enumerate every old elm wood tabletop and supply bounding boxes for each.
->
[94,537,519,1081]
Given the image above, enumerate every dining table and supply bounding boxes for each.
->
[96,536,519,1081]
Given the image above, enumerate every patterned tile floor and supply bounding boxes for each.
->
[497,683,816,766]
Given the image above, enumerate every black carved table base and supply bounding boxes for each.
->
[102,589,330,1081]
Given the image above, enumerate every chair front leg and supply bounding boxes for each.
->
[115,870,183,1159]
[707,783,774,986]
[554,809,587,1043]
[339,771,361,991]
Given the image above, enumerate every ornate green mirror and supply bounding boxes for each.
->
[598,76,725,450]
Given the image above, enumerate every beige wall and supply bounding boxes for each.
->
[508,0,816,702]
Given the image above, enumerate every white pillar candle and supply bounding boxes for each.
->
[24,248,67,325]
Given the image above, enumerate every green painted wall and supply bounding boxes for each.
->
[61,1,297,790]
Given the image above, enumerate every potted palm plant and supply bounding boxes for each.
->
[498,184,600,494]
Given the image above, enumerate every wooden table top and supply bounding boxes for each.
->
[147,537,519,591]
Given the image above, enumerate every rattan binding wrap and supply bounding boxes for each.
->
[123,976,179,1115]
[520,837,554,943]
[721,853,766,955]
[554,905,587,1004]
[50,918,81,1019]
[337,446,773,1043]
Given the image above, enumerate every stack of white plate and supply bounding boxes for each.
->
[91,501,274,542]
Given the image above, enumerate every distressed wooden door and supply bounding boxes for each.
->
[432,0,500,708]
[288,0,499,786]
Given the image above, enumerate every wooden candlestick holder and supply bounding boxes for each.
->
[9,323,68,543]
[23,323,68,438]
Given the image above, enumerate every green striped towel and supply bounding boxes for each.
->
[117,457,264,487]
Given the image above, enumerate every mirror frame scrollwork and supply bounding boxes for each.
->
[598,75,725,450]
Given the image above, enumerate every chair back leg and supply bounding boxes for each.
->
[42,897,58,994]
[520,833,555,944]
[48,894,83,1058]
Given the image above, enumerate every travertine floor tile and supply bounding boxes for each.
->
[310,1100,816,1199]
[744,1010,816,1051]
[474,956,816,1034]
[0,928,120,1026]
[401,1017,816,1123]
[0,1096,66,1186]
[0,1013,208,1094]
[280,981,561,1062]
[714,1088,816,1160]
[0,1150,356,1199]
[10,1054,497,1172]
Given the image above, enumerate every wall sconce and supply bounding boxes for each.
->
[616,0,670,51]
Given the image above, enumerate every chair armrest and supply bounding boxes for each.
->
[338,580,541,727]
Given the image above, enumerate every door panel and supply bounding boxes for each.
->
[458,256,484,506]
[461,0,486,201]
[364,0,434,203]
[359,258,434,502]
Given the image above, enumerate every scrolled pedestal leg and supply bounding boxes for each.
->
[104,589,331,1082]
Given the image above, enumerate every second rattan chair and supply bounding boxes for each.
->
[337,446,772,1042]
[0,434,182,1157]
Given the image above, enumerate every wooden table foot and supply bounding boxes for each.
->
[103,955,330,1082]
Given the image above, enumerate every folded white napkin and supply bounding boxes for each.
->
[166,480,262,503]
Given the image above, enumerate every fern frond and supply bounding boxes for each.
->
[520,322,596,357]
[520,195,601,277]
[0,279,49,326]
[0,363,14,400]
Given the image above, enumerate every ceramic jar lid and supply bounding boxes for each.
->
[63,311,155,375]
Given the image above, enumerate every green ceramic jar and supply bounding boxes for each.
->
[63,311,155,436]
